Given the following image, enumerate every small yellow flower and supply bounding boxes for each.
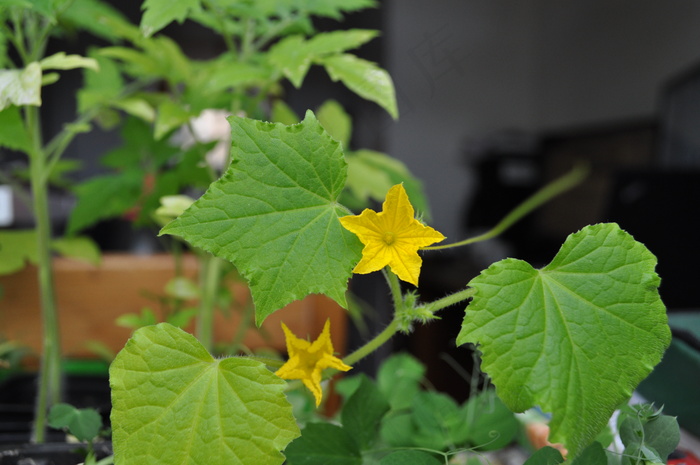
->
[339,183,446,286]
[275,320,352,406]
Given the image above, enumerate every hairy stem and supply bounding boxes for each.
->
[343,317,400,367]
[419,287,476,315]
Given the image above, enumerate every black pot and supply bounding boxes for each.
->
[0,441,112,465]
[0,373,111,445]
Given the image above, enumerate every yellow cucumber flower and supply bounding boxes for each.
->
[339,183,446,286]
[275,320,352,406]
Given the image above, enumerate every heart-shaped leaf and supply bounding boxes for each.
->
[110,323,300,465]
[457,223,670,457]
[160,111,362,324]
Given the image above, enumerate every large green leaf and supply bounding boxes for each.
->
[110,323,299,465]
[161,111,362,324]
[457,223,670,457]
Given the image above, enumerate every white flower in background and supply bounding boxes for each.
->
[172,109,236,171]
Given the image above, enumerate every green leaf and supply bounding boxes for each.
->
[380,412,414,448]
[457,223,671,457]
[462,391,519,451]
[0,106,32,152]
[164,276,200,300]
[570,442,608,465]
[619,405,680,464]
[140,0,201,37]
[40,52,98,71]
[291,0,377,19]
[154,99,192,140]
[341,374,389,450]
[321,54,398,119]
[0,63,42,110]
[67,170,143,234]
[112,97,156,122]
[284,423,361,465]
[380,450,442,465]
[270,100,300,125]
[0,230,37,274]
[60,0,140,42]
[345,149,430,220]
[376,352,424,410]
[48,403,102,442]
[523,446,565,465]
[316,99,351,148]
[78,51,125,114]
[160,111,362,324]
[268,30,378,88]
[115,308,157,329]
[305,29,379,56]
[51,236,101,266]
[110,323,299,465]
[411,391,463,450]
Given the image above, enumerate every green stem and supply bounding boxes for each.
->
[343,317,400,366]
[239,17,256,61]
[197,253,223,353]
[26,105,61,443]
[419,287,476,315]
[423,163,589,251]
[383,268,404,311]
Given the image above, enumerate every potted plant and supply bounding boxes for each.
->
[1,1,678,464]
[0,0,421,460]
[106,99,673,465]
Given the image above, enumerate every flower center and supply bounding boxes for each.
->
[383,232,396,245]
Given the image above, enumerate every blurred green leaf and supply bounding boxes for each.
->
[164,276,200,300]
[40,52,98,71]
[0,63,42,110]
[380,450,442,465]
[322,53,397,119]
[268,29,378,88]
[48,403,102,442]
[284,423,361,465]
[140,0,201,37]
[341,374,389,450]
[0,106,32,152]
[316,99,351,148]
[0,230,37,274]
[51,236,101,266]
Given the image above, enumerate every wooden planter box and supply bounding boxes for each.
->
[0,254,348,362]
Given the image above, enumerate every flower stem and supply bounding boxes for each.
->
[419,287,476,315]
[423,163,589,251]
[343,317,400,366]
